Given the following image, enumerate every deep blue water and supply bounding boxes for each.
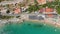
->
[0,21,60,34]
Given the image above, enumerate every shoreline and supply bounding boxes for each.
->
[44,19,60,28]
[25,18,60,28]
[0,18,60,28]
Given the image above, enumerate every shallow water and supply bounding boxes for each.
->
[0,21,60,34]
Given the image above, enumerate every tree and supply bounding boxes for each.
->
[25,0,40,13]
[0,0,4,2]
[34,0,38,5]
[6,9,10,14]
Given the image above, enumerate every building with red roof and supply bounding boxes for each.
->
[39,7,58,18]
[45,8,53,12]
[37,0,46,5]
[44,7,57,18]
[14,8,21,14]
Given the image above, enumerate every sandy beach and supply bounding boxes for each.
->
[0,14,60,28]
[44,18,60,27]
[20,14,60,28]
[26,18,60,28]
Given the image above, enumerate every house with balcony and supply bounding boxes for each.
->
[39,7,58,18]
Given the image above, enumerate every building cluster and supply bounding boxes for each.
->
[0,0,59,20]
[29,7,58,20]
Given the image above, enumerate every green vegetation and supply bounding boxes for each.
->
[26,5,40,13]
[56,7,60,14]
[25,0,40,13]
[0,0,4,2]
[54,1,60,14]
[25,0,60,13]
[0,15,14,19]
[40,0,60,14]
[24,0,60,14]
[0,0,60,14]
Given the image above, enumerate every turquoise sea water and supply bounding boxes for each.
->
[0,21,60,34]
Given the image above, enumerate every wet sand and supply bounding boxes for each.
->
[26,18,60,28]
[44,18,60,27]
